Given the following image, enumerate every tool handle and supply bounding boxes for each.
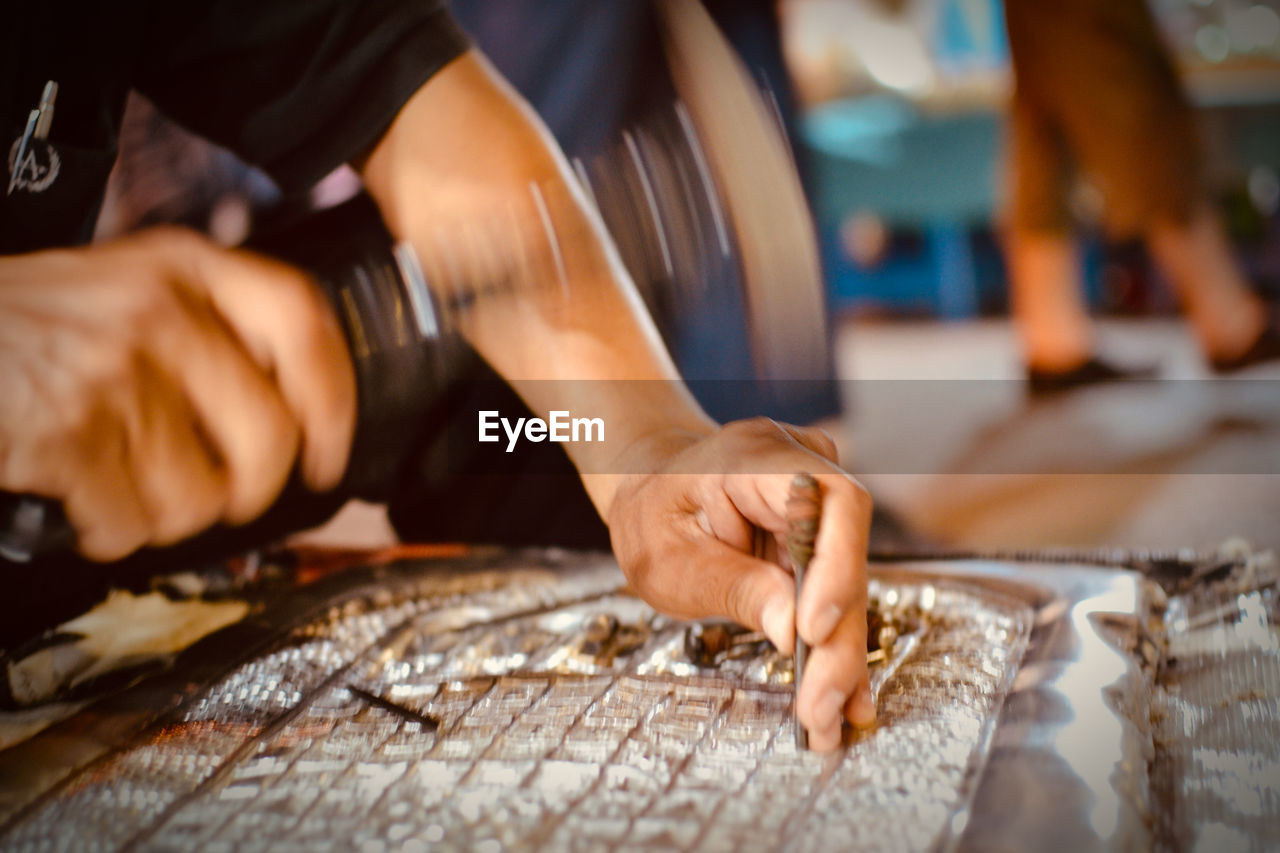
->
[0,493,74,563]
[786,472,821,750]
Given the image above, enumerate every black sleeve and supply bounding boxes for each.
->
[133,0,470,191]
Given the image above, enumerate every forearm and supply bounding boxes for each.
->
[359,50,715,514]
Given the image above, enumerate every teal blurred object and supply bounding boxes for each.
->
[933,0,1009,75]
[804,95,999,227]
[802,94,1002,317]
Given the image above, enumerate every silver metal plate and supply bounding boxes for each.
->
[0,555,1033,852]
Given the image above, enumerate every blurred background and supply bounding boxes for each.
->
[785,0,1280,319]
[776,0,1280,553]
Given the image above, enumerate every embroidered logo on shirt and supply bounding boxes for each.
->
[7,137,60,194]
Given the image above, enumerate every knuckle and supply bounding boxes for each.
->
[725,417,770,437]
[140,224,203,254]
[147,515,187,548]
[828,473,872,513]
[803,426,839,461]
[259,257,325,317]
[723,417,780,449]
[225,480,276,526]
[0,445,39,494]
[251,384,300,453]
[308,360,357,432]
[226,412,298,523]
[267,406,303,460]
[258,262,342,361]
[117,277,184,340]
[150,464,228,544]
[0,439,13,491]
[0,376,62,491]
[136,274,183,319]
[69,505,146,563]
[47,395,108,461]
[153,494,221,546]
[724,571,759,626]
[620,548,659,599]
[83,529,144,563]
[848,479,873,513]
[87,341,140,389]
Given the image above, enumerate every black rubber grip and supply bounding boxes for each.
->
[0,493,74,562]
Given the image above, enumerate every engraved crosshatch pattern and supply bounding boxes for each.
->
[0,558,1032,853]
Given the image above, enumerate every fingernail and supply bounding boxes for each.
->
[805,604,843,646]
[850,689,876,729]
[815,688,845,729]
[762,597,792,650]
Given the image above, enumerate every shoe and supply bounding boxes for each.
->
[1210,320,1280,374]
[1027,356,1158,396]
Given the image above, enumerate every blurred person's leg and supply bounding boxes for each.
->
[1009,0,1267,369]
[1006,231,1094,372]
[1002,62,1094,373]
[1147,205,1266,365]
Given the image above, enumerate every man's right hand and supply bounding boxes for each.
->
[0,228,356,561]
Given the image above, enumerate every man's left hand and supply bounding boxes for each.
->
[606,418,875,752]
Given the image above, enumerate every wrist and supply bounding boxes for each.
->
[585,419,716,524]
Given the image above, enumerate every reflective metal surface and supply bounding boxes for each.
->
[1,549,1275,851]
[0,553,1032,852]
[916,559,1154,851]
[1149,550,1280,852]
[927,551,1280,853]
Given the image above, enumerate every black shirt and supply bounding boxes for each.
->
[0,0,469,253]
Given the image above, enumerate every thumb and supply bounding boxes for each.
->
[679,539,796,654]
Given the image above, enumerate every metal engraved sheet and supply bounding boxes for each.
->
[0,557,1033,852]
[1150,555,1280,853]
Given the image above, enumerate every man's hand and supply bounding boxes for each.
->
[0,228,356,561]
[359,52,875,751]
[607,418,874,752]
